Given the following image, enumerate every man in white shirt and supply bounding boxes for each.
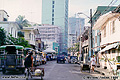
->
[90,55,96,72]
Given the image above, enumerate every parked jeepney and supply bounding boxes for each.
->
[0,45,25,74]
[35,51,42,65]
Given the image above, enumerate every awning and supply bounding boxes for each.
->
[43,48,56,53]
[99,43,119,53]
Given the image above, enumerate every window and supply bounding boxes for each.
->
[52,9,54,13]
[15,31,16,38]
[52,5,54,8]
[52,14,54,17]
[100,34,101,42]
[52,22,54,25]
[29,33,31,39]
[11,27,13,35]
[95,36,97,43]
[52,18,54,21]
[112,21,115,33]
[112,49,115,53]
[52,1,55,4]
[104,26,106,37]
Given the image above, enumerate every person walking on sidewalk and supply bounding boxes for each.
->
[90,55,96,72]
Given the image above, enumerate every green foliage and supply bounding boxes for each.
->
[117,56,120,62]
[75,42,79,52]
[6,33,18,45]
[0,27,6,46]
[17,37,31,48]
[18,31,24,37]
[6,33,31,48]
[16,15,31,27]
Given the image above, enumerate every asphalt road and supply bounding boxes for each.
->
[0,61,108,80]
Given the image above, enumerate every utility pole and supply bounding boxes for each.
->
[79,20,82,62]
[89,9,93,58]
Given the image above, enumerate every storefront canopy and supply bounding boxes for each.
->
[43,48,56,53]
[99,43,119,53]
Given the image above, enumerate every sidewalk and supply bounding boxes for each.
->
[94,67,120,80]
[94,67,112,76]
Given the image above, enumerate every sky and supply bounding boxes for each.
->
[0,0,120,24]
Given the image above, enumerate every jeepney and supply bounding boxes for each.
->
[0,45,25,74]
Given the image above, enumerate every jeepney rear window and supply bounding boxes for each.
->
[5,46,16,54]
[0,49,4,54]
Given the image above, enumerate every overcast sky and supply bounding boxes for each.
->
[0,0,120,24]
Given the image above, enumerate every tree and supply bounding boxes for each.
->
[6,33,31,48]
[18,31,24,37]
[6,33,18,45]
[0,27,6,46]
[16,15,31,27]
[75,42,79,52]
[17,37,31,48]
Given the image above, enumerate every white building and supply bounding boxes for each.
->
[21,27,39,49]
[93,11,120,71]
[0,10,9,21]
[0,21,22,38]
[37,24,60,49]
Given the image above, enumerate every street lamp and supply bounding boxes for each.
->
[77,12,90,19]
[77,9,93,63]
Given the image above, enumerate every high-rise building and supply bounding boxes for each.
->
[42,0,68,54]
[68,17,85,48]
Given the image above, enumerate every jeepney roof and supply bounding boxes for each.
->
[0,45,24,49]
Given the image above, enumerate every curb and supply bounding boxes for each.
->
[94,69,105,75]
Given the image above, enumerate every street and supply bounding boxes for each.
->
[0,61,108,80]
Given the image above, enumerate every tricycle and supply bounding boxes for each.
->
[25,67,44,80]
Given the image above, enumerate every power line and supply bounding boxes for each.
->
[100,0,118,16]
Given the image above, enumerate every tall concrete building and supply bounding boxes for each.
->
[42,0,68,54]
[68,17,85,48]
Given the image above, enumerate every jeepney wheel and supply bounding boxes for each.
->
[2,68,6,74]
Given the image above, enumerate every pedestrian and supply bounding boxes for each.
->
[90,55,96,72]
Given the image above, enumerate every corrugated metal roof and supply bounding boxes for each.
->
[92,6,117,24]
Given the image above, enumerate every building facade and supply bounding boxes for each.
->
[93,9,120,71]
[68,17,85,48]
[37,24,60,50]
[42,0,68,53]
[91,6,116,61]
[0,21,22,38]
[21,27,39,49]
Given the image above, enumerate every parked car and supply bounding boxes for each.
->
[68,56,78,64]
[57,55,66,63]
